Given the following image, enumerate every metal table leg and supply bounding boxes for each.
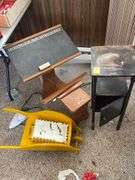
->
[91,76,97,130]
[0,49,13,101]
[116,77,135,130]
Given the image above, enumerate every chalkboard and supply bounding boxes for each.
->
[5,25,79,82]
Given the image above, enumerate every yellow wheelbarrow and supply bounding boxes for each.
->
[0,108,82,153]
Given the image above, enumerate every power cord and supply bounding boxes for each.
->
[21,77,58,111]
[21,92,42,111]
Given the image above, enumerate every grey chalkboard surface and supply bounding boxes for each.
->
[5,25,79,81]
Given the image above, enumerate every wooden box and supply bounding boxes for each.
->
[0,0,30,27]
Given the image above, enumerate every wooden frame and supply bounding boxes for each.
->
[6,24,62,49]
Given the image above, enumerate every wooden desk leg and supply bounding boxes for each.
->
[91,76,97,130]
[41,69,65,99]
[116,77,135,130]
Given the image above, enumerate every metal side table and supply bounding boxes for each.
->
[91,46,135,130]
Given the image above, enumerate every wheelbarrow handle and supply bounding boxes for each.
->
[0,145,21,149]
[3,107,30,117]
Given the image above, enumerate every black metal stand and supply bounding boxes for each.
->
[91,76,97,130]
[0,49,13,101]
[91,76,135,130]
[116,77,135,130]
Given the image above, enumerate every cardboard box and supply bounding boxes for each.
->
[0,0,30,27]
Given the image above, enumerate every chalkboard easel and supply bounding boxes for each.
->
[5,24,91,121]
[5,24,89,104]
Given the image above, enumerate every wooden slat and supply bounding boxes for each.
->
[58,81,83,99]
[6,24,62,48]
[23,52,81,82]
[9,0,110,47]
[105,0,135,45]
